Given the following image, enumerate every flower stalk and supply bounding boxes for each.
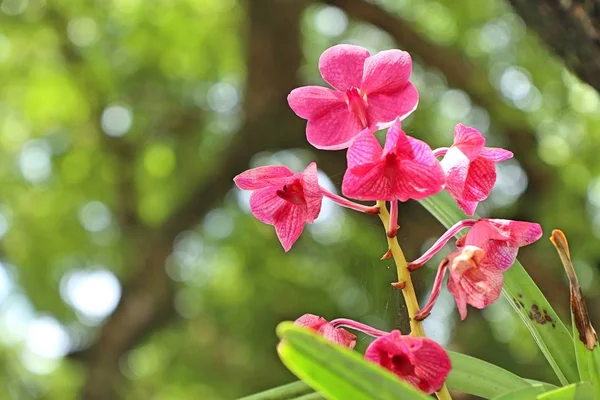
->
[377,201,452,400]
[321,187,380,214]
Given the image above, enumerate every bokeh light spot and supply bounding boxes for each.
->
[101,104,133,137]
[61,268,121,321]
[78,201,112,232]
[19,140,52,183]
[68,17,98,47]
[314,6,348,37]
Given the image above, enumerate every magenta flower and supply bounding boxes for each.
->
[342,120,445,202]
[437,124,513,215]
[364,330,451,394]
[413,218,542,320]
[233,163,322,252]
[288,44,419,150]
[294,314,357,349]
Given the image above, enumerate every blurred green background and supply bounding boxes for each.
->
[0,0,598,398]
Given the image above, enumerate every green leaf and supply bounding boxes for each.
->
[237,380,313,400]
[446,351,555,398]
[276,322,431,400]
[536,382,595,399]
[420,192,578,384]
[491,384,553,400]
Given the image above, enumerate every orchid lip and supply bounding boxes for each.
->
[345,87,369,128]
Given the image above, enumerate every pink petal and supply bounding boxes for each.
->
[480,147,513,162]
[448,266,503,320]
[342,162,391,200]
[366,83,419,129]
[287,86,345,120]
[440,147,470,197]
[361,50,413,94]
[249,187,289,225]
[294,314,356,349]
[364,331,451,394]
[319,44,370,91]
[395,159,445,201]
[294,314,328,331]
[394,135,445,201]
[465,220,511,246]
[481,242,519,271]
[273,202,307,252]
[234,166,293,190]
[320,323,357,349]
[383,118,403,156]
[453,124,485,160]
[484,219,543,247]
[456,199,479,216]
[462,158,496,201]
[301,162,323,222]
[347,129,382,169]
[306,103,365,150]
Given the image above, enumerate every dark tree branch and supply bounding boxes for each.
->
[79,0,312,398]
[508,0,600,92]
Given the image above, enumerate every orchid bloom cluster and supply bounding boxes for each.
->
[234,44,543,394]
[294,314,451,395]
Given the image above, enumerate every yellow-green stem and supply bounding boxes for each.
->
[377,201,425,337]
[377,201,452,400]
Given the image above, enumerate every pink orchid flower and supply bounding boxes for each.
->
[364,330,451,394]
[294,314,357,349]
[342,120,445,202]
[412,218,542,320]
[292,316,451,394]
[288,44,419,150]
[233,163,322,252]
[436,124,513,216]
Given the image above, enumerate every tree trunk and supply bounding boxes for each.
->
[508,0,600,92]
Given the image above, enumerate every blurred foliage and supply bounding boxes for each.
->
[0,0,599,399]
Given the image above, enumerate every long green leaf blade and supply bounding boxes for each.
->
[276,322,430,400]
[536,382,595,399]
[420,192,578,384]
[446,351,555,398]
[491,384,551,400]
[237,381,313,400]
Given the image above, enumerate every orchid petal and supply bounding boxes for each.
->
[448,266,504,320]
[461,158,496,201]
[366,83,419,129]
[301,162,323,222]
[480,147,514,162]
[361,50,413,94]
[306,103,364,150]
[294,314,356,349]
[249,187,289,225]
[395,159,445,201]
[318,44,370,91]
[346,129,382,169]
[234,166,293,190]
[453,123,485,160]
[273,203,307,252]
[364,331,451,394]
[287,86,346,119]
[342,163,391,200]
[383,119,402,156]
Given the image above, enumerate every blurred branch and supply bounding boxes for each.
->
[508,0,600,92]
[77,0,314,398]
[46,7,141,229]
